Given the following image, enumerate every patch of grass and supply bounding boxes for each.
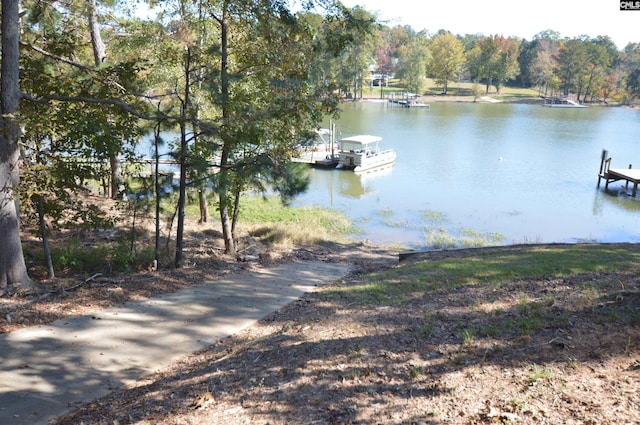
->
[45,237,154,274]
[527,364,554,384]
[375,208,410,228]
[480,324,499,337]
[459,228,505,247]
[461,328,475,346]
[508,395,530,412]
[509,311,545,335]
[420,209,448,223]
[238,196,358,247]
[423,227,458,249]
[423,226,504,250]
[328,245,640,309]
[409,365,424,379]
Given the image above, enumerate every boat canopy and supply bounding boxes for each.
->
[339,135,383,151]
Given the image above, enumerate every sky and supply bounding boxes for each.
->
[338,0,639,49]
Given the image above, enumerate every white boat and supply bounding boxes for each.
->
[336,135,396,172]
[543,97,588,108]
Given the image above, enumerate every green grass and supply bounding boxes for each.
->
[41,237,155,274]
[420,79,540,101]
[235,196,359,246]
[527,364,554,384]
[420,209,448,223]
[328,244,640,306]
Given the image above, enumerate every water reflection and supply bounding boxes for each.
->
[593,187,640,215]
[309,164,394,201]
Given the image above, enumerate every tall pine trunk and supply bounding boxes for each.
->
[218,5,236,254]
[175,48,192,268]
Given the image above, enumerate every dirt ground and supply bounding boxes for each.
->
[1,226,638,424]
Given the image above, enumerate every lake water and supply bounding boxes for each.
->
[293,101,640,249]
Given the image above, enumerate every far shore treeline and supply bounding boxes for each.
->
[341,23,639,105]
[1,0,640,290]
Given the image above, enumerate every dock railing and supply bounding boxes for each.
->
[597,148,640,196]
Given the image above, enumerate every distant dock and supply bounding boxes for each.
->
[597,149,640,196]
[388,93,430,109]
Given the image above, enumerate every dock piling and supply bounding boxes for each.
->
[597,149,640,197]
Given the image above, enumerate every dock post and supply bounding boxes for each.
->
[598,149,608,188]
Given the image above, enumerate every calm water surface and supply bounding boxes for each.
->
[293,101,640,249]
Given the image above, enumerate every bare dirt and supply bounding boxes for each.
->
[2,215,639,424]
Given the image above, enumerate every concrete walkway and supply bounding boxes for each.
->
[0,261,350,424]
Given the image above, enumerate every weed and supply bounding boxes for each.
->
[409,365,423,379]
[528,364,553,384]
[480,324,499,337]
[508,395,529,412]
[242,196,358,246]
[48,238,154,274]
[420,209,448,223]
[461,328,475,346]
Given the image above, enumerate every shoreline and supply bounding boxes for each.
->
[354,92,628,107]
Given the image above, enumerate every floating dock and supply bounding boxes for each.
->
[597,149,640,196]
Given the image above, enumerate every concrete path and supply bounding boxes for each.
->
[0,261,349,424]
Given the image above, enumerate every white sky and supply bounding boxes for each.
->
[339,0,639,49]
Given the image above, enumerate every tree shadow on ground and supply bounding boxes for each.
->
[52,245,640,424]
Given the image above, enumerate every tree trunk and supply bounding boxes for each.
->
[175,48,192,269]
[0,0,33,292]
[218,5,236,254]
[87,0,106,64]
[154,122,161,266]
[37,196,55,279]
[231,189,240,241]
[198,189,208,224]
[174,121,187,268]
[109,155,123,199]
[87,0,123,201]
[218,153,235,254]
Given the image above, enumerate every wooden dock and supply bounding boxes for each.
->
[597,149,640,196]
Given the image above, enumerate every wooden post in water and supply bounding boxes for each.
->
[597,149,608,188]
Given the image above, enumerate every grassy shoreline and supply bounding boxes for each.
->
[358,79,628,106]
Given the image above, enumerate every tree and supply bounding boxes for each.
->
[324,6,379,99]
[555,37,590,97]
[581,36,618,103]
[0,0,33,292]
[429,32,465,94]
[524,36,561,96]
[396,29,430,94]
[202,1,367,254]
[619,43,640,103]
[492,36,521,93]
[518,30,561,88]
[85,0,126,200]
[9,0,159,280]
[466,35,520,94]
[467,36,498,93]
